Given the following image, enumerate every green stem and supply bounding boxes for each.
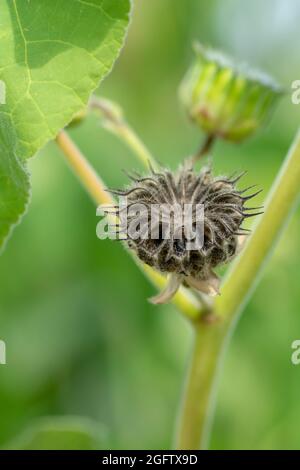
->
[176,320,230,450]
[176,129,300,449]
[216,129,300,319]
[90,96,159,170]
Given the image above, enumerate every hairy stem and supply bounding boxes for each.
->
[176,129,300,449]
[55,130,203,321]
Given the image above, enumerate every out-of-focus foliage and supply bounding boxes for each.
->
[5,416,107,450]
[0,0,299,450]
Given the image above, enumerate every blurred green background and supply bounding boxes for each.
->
[1,0,300,450]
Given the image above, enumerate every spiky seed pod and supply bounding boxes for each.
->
[109,165,262,304]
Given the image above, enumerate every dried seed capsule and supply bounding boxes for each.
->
[110,164,262,303]
[180,43,283,143]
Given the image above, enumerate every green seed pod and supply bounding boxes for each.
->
[180,43,283,142]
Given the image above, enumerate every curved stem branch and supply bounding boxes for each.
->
[56,131,111,206]
[90,96,159,170]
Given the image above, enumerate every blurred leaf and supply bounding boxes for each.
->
[0,0,131,249]
[5,416,107,450]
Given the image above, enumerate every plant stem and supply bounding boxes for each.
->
[56,131,111,206]
[55,130,203,321]
[90,96,159,170]
[176,320,230,450]
[176,129,300,449]
[192,134,216,164]
[216,129,300,319]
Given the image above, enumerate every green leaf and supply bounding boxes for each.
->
[5,416,108,450]
[0,0,131,250]
[0,115,30,251]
